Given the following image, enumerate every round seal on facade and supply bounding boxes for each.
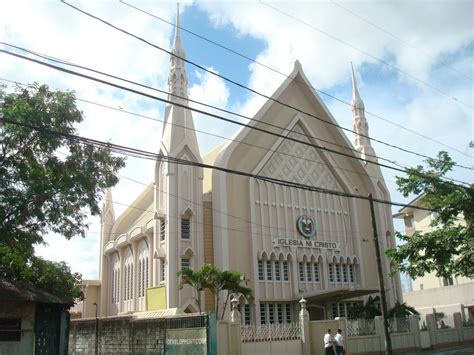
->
[296,215,316,238]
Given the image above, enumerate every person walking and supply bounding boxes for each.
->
[334,328,345,354]
[324,329,335,355]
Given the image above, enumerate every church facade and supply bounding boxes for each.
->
[96,10,402,324]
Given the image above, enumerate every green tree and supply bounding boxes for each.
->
[388,301,419,318]
[386,152,473,279]
[0,83,125,301]
[177,264,254,319]
[348,296,381,319]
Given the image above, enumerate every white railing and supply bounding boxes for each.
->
[347,318,376,336]
[241,322,301,342]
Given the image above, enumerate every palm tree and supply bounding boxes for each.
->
[220,272,254,320]
[388,302,420,318]
[177,267,208,314]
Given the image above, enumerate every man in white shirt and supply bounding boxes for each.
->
[323,329,335,355]
[334,328,345,354]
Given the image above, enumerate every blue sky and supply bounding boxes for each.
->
[0,0,472,279]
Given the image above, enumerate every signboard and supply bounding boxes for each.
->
[165,328,207,354]
[273,238,340,251]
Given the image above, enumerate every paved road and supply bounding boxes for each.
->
[422,345,474,354]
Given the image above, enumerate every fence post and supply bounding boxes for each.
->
[426,313,437,347]
[375,316,385,352]
[453,312,463,343]
[299,298,311,355]
[409,315,421,350]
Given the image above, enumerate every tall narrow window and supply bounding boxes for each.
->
[161,259,166,283]
[277,304,283,323]
[306,263,312,282]
[313,263,320,282]
[285,304,291,323]
[329,263,335,282]
[244,304,251,325]
[275,261,281,281]
[299,262,305,281]
[336,263,342,282]
[349,265,355,283]
[258,260,264,281]
[145,257,149,290]
[343,264,348,283]
[160,218,166,241]
[181,258,190,269]
[181,218,191,239]
[268,304,274,324]
[260,305,267,325]
[266,261,272,281]
[138,260,142,298]
[283,261,289,281]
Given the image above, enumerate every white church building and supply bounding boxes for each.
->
[79,9,402,324]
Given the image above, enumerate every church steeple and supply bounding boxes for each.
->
[161,4,200,159]
[351,63,376,162]
[168,4,188,103]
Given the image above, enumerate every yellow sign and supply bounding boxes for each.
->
[146,285,167,311]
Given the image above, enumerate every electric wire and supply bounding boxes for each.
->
[0,115,440,212]
[119,0,473,160]
[59,1,474,163]
[328,0,473,82]
[259,0,474,110]
[1,48,472,189]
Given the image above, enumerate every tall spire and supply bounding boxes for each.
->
[160,3,200,159]
[168,3,188,103]
[350,63,376,162]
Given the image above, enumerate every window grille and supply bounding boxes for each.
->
[181,258,190,269]
[160,218,166,241]
[161,259,166,282]
[329,263,335,282]
[336,263,342,282]
[138,260,142,297]
[181,218,191,239]
[277,304,283,323]
[299,262,304,282]
[268,304,275,324]
[260,305,267,325]
[258,260,264,281]
[313,263,320,282]
[343,264,348,282]
[283,261,289,281]
[306,263,312,282]
[0,319,21,341]
[266,261,272,281]
[275,261,281,281]
[285,304,291,323]
[349,265,355,283]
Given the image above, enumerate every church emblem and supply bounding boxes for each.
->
[297,215,316,238]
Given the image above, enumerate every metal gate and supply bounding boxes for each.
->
[34,304,60,355]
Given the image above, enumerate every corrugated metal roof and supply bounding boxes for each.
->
[133,308,182,319]
[0,278,73,305]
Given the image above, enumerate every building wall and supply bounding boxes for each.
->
[0,302,35,355]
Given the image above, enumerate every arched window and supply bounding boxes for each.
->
[124,248,133,301]
[138,240,149,298]
[111,253,120,304]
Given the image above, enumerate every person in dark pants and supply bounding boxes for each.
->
[323,329,335,355]
[334,328,345,354]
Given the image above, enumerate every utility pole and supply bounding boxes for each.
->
[93,302,99,355]
[368,193,393,355]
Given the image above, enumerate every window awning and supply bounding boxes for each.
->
[300,286,379,303]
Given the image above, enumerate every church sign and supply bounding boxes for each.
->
[273,238,340,251]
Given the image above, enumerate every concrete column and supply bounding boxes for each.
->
[453,312,463,342]
[426,313,437,347]
[299,298,311,355]
[409,315,421,349]
[374,316,385,351]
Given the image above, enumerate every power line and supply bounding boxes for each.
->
[119,0,473,160]
[328,0,473,82]
[0,116,441,211]
[259,0,474,110]
[1,48,472,189]
[59,1,474,163]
